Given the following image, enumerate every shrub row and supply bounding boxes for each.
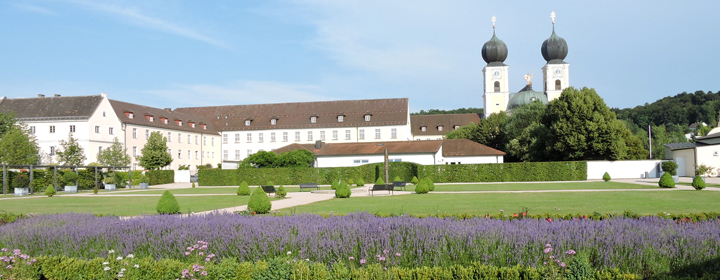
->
[0,168,111,193]
[147,170,174,186]
[1,255,645,280]
[199,161,586,185]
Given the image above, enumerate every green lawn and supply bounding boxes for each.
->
[282,190,720,215]
[677,182,720,188]
[0,195,256,216]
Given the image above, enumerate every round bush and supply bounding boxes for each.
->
[410,176,419,185]
[356,178,365,187]
[266,181,274,187]
[331,180,338,190]
[425,178,435,191]
[277,185,287,198]
[661,161,678,176]
[375,177,385,185]
[658,172,675,188]
[692,175,706,190]
[415,181,429,194]
[237,181,251,196]
[156,190,181,214]
[335,181,351,198]
[603,172,611,182]
[45,185,56,197]
[248,187,271,214]
[93,186,98,194]
[346,179,354,186]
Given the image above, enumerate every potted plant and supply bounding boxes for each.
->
[12,173,30,196]
[104,175,116,191]
[63,171,79,193]
[138,174,149,189]
[661,161,679,183]
[695,164,716,183]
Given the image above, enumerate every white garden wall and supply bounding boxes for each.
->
[586,160,664,180]
[174,170,191,183]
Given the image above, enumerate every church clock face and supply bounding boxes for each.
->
[553,68,563,78]
[492,70,501,79]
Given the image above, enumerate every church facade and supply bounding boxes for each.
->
[482,13,571,118]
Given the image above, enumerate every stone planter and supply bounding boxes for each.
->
[65,185,78,193]
[672,175,680,183]
[14,188,28,196]
[139,183,149,189]
[105,184,116,191]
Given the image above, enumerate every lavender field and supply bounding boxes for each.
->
[1,212,719,276]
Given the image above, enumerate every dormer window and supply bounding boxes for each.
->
[454,125,460,130]
[421,126,427,132]
[271,119,277,125]
[364,114,371,121]
[163,118,168,124]
[245,120,251,126]
[310,116,317,123]
[148,116,154,122]
[438,125,444,132]
[191,122,195,128]
[337,115,344,123]
[128,113,133,119]
[178,121,183,126]
[201,124,207,130]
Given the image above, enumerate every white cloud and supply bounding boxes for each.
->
[62,0,229,48]
[145,80,332,107]
[14,3,58,15]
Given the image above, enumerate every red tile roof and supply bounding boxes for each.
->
[109,100,219,134]
[274,139,504,157]
[442,139,505,156]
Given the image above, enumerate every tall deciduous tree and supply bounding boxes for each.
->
[137,132,172,170]
[503,101,549,162]
[446,112,507,151]
[543,87,648,160]
[277,149,315,167]
[97,137,131,167]
[0,126,39,165]
[56,133,86,166]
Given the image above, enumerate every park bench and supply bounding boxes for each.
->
[393,181,407,191]
[261,185,277,196]
[299,183,319,191]
[370,184,394,196]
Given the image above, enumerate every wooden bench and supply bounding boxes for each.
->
[370,184,394,196]
[393,181,407,191]
[299,183,319,191]
[261,185,276,196]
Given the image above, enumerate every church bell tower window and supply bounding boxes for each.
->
[555,80,562,90]
[494,81,500,92]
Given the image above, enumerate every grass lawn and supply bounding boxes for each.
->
[0,195,257,216]
[677,182,720,188]
[282,190,720,215]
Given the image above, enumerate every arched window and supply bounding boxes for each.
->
[555,80,562,90]
[494,81,500,92]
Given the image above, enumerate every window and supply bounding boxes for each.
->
[195,151,199,159]
[320,131,325,140]
[195,136,199,144]
[389,159,402,162]
[99,146,103,154]
[168,149,172,158]
[421,126,427,132]
[187,135,191,143]
[109,127,114,135]
[494,81,500,92]
[359,129,365,140]
[163,118,168,124]
[146,129,150,140]
[70,125,76,133]
[391,128,397,139]
[178,150,182,159]
[375,129,381,139]
[244,120,251,126]
[49,146,55,156]
[271,119,277,125]
[211,138,215,146]
[203,137,207,145]
[94,126,99,133]
[128,113,134,119]
[337,115,344,122]
[223,150,228,160]
[191,123,195,128]
[332,130,338,140]
[132,128,137,139]
[364,114,371,121]
[103,111,106,117]
[235,150,240,160]
[29,126,35,134]
[212,152,215,158]
[178,121,182,126]
[454,125,460,130]
[258,133,264,143]
[353,159,369,164]
[555,79,562,90]
[246,133,252,143]
[283,132,288,142]
[187,150,190,159]
[202,151,205,158]
[133,146,137,156]
[223,134,228,144]
[247,149,252,156]
[310,116,317,123]
[50,126,56,133]
[438,126,443,132]
[133,163,138,170]
[179,133,182,143]
[295,131,301,141]
[307,131,313,141]
[345,130,351,140]
[235,133,240,143]
[270,132,276,142]
[167,132,172,142]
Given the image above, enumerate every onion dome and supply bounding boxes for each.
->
[508,84,548,110]
[482,30,508,66]
[541,29,568,63]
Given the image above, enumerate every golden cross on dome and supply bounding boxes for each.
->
[492,16,496,28]
[551,11,556,24]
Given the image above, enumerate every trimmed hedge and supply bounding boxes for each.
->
[198,162,587,186]
[148,170,174,186]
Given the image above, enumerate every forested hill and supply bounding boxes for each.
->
[411,107,483,115]
[611,90,720,128]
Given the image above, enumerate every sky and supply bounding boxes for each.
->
[1,1,719,113]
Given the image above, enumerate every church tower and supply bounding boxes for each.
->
[482,16,510,118]
[541,12,570,101]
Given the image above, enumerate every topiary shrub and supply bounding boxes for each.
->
[192,182,196,188]
[331,179,338,190]
[266,181,274,187]
[692,175,706,190]
[335,181,351,198]
[248,187,271,214]
[415,180,429,194]
[393,176,402,182]
[658,172,675,188]
[346,179,354,186]
[93,186,98,194]
[237,181,251,196]
[411,176,419,185]
[356,177,365,187]
[45,185,56,197]
[156,190,181,214]
[375,177,385,185]
[277,185,287,198]
[603,172,611,182]
[424,178,435,191]
[662,161,678,176]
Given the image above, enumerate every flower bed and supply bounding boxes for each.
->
[1,213,719,278]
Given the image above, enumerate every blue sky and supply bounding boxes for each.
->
[1,1,718,112]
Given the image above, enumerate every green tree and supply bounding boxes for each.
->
[248,187,271,214]
[0,126,39,165]
[97,137,131,167]
[56,133,86,166]
[137,132,172,170]
[277,150,315,167]
[245,151,279,167]
[503,102,550,162]
[0,112,18,136]
[446,112,507,151]
[543,87,648,160]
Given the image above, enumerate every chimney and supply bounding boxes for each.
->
[164,108,172,112]
[37,94,45,98]
[315,140,323,149]
[54,94,61,97]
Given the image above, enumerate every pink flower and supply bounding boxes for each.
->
[395,253,401,257]
[201,271,208,276]
[184,252,190,256]
[543,248,553,254]
[565,250,576,255]
[379,257,386,261]
[544,244,552,248]
[560,262,566,267]
[549,255,554,259]
[360,259,366,264]
[198,252,204,256]
[349,256,354,261]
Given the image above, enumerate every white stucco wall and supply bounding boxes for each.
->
[586,160,664,179]
[442,155,504,165]
[695,145,720,176]
[316,153,437,168]
[667,149,696,177]
[124,124,221,171]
